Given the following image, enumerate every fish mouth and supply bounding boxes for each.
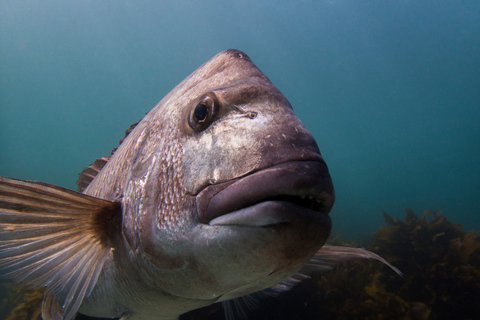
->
[196,161,334,226]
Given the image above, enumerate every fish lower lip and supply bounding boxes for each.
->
[196,160,335,225]
[209,201,330,227]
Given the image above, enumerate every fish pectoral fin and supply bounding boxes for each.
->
[302,244,403,276]
[0,176,122,320]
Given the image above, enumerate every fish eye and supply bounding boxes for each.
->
[189,93,218,131]
[194,104,208,123]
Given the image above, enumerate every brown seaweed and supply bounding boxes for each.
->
[370,209,480,319]
[0,283,43,320]
[308,209,480,320]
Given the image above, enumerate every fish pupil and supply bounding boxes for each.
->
[194,104,208,123]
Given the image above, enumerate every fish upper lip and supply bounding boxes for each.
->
[195,160,335,225]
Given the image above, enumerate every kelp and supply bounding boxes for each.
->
[370,209,480,319]
[308,209,480,320]
[0,283,43,320]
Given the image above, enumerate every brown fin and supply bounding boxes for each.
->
[77,156,111,192]
[260,245,402,296]
[223,246,402,319]
[116,119,143,148]
[301,244,402,276]
[0,176,122,320]
[76,117,145,192]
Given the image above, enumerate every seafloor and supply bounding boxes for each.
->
[2,209,479,320]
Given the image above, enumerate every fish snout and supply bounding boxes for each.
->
[196,160,334,227]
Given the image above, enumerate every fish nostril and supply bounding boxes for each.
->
[248,112,257,119]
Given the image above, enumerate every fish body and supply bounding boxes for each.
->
[0,50,398,320]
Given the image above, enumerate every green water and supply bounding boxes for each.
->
[1,0,479,241]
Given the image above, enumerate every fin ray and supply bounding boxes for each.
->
[303,244,403,276]
[0,176,121,320]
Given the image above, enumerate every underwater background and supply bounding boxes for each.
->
[0,1,479,319]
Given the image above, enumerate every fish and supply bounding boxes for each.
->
[0,49,400,320]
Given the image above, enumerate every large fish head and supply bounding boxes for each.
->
[115,50,334,303]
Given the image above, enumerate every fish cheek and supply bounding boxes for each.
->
[122,190,195,277]
[121,146,191,269]
[182,119,263,195]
